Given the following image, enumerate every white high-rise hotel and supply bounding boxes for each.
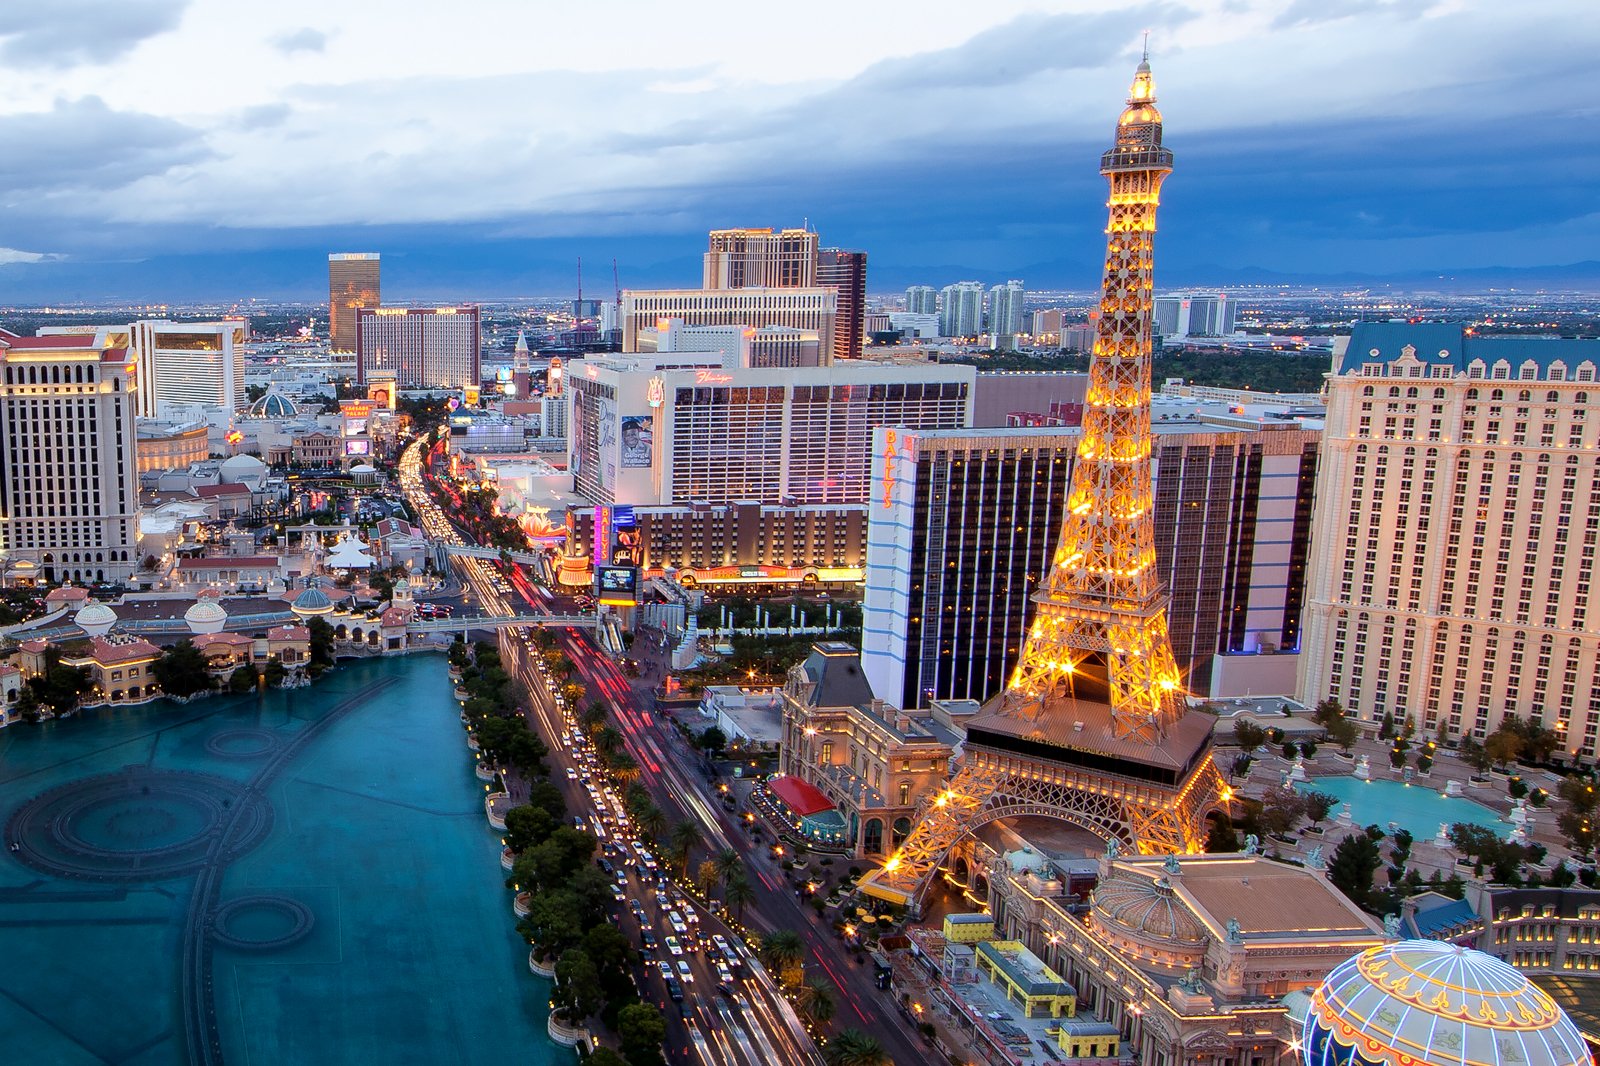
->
[0,331,139,584]
[1300,323,1600,757]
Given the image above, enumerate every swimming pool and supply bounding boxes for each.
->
[1294,774,1505,839]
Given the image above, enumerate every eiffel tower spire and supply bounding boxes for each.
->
[858,56,1225,912]
[999,51,1182,743]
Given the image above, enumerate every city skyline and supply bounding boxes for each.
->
[1,0,1596,300]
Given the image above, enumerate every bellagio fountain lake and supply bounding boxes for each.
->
[0,654,564,1066]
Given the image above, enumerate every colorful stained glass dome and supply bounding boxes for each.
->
[1303,939,1588,1066]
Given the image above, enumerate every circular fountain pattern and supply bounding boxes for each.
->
[210,894,315,952]
[204,729,281,759]
[4,766,273,882]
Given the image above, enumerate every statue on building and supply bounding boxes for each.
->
[1104,837,1121,860]
[1178,968,1204,994]
[1163,854,1182,875]
[1384,913,1402,938]
[1306,845,1325,871]
[1226,918,1244,945]
[1242,834,1260,855]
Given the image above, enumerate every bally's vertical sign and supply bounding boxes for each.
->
[593,505,613,566]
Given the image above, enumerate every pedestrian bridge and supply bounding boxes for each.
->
[406,613,596,635]
[439,545,545,566]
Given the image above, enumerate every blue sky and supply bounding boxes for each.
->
[0,0,1596,302]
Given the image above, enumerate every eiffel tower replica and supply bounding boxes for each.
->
[860,52,1226,911]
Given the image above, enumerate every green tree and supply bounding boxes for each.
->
[1255,787,1307,838]
[759,929,805,987]
[579,701,609,734]
[1327,831,1383,912]
[1378,711,1395,740]
[699,726,728,756]
[1204,812,1239,853]
[1232,720,1267,752]
[1458,735,1493,775]
[505,804,558,854]
[1484,727,1525,770]
[1312,698,1345,728]
[552,947,604,1023]
[1327,715,1360,754]
[616,1002,668,1066]
[823,1029,890,1066]
[595,725,624,756]
[263,658,287,687]
[153,640,214,698]
[725,876,757,924]
[228,664,258,693]
[696,859,721,899]
[1301,790,1337,828]
[29,654,94,715]
[796,979,837,1025]
[587,1048,628,1066]
[714,847,744,887]
[307,617,335,670]
[609,751,641,788]
[637,803,669,842]
[671,820,705,876]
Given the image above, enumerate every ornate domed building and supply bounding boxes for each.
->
[1303,940,1589,1066]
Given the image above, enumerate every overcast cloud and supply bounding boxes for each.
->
[0,0,1593,298]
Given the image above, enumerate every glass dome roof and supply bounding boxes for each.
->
[245,392,299,419]
[1303,940,1588,1066]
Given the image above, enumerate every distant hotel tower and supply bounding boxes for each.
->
[0,331,139,584]
[329,253,381,353]
[861,55,1225,910]
[817,248,868,359]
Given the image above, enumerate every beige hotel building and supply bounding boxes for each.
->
[1299,323,1600,756]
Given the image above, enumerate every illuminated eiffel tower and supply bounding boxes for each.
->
[860,52,1226,911]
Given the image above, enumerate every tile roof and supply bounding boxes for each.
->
[1343,322,1600,374]
[177,556,280,570]
[194,483,251,498]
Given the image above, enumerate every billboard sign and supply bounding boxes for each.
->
[595,565,638,606]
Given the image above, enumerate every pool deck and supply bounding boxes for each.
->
[1228,732,1574,879]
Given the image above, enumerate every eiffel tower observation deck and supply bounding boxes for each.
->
[860,53,1228,911]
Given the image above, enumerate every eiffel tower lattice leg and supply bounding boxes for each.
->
[857,763,1004,908]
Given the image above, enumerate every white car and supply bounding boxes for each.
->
[675,960,694,983]
[665,936,685,957]
[565,768,578,779]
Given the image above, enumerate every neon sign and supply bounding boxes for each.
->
[881,430,897,509]
[694,369,732,385]
[647,376,665,408]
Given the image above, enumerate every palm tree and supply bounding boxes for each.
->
[795,979,837,1026]
[578,702,608,733]
[759,929,805,980]
[609,752,641,788]
[671,820,704,875]
[823,1029,889,1066]
[594,725,624,756]
[638,804,669,841]
[714,847,744,887]
[724,876,757,925]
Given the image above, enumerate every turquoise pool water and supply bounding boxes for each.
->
[1295,774,1505,839]
[0,654,565,1066]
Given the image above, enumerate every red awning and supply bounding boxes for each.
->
[768,775,834,817]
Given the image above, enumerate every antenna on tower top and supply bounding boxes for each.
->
[1142,31,1150,61]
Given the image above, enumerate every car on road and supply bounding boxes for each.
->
[655,890,670,908]
[640,931,657,956]
[664,935,684,956]
[656,960,673,981]
[565,767,578,779]
[610,885,626,903]
[675,960,693,982]
[665,977,684,1003]
[715,963,734,986]
[668,914,689,936]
